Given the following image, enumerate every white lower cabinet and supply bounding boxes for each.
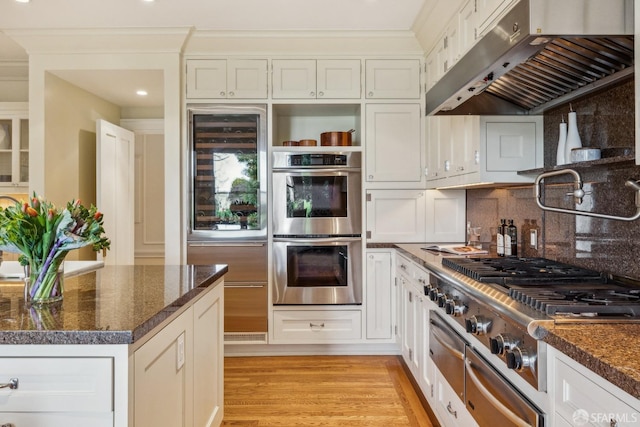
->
[134,308,193,427]
[0,357,113,426]
[365,250,394,340]
[272,310,362,343]
[550,347,640,427]
[434,366,479,427]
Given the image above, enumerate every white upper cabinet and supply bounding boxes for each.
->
[186,59,268,99]
[272,59,361,99]
[366,189,427,243]
[475,0,517,38]
[427,115,542,188]
[365,103,423,187]
[458,0,477,57]
[365,59,421,99]
[0,102,28,191]
[425,189,466,242]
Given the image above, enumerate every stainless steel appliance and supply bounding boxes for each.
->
[187,104,268,341]
[188,104,267,241]
[272,151,361,236]
[426,0,633,116]
[273,236,362,305]
[430,310,544,427]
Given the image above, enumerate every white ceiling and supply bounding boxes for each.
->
[0,0,432,108]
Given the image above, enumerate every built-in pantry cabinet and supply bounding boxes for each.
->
[186,59,268,99]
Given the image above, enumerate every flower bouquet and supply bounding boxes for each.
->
[0,193,110,305]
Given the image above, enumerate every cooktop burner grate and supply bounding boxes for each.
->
[442,256,605,285]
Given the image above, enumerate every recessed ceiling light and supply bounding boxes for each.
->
[136,90,148,96]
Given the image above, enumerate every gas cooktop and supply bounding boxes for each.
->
[441,256,605,285]
[442,257,640,317]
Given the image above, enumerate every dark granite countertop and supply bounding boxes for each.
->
[0,264,227,345]
[373,243,640,400]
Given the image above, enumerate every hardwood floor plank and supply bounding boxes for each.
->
[222,355,435,426]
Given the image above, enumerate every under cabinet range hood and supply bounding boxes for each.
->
[426,0,634,116]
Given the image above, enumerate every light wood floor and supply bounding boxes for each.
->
[222,355,435,426]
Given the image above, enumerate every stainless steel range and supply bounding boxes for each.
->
[430,256,640,390]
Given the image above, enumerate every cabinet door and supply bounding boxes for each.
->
[186,59,227,99]
[437,116,453,178]
[365,59,421,99]
[435,367,479,427]
[317,59,361,99]
[365,251,393,340]
[134,310,193,427]
[451,115,480,176]
[0,103,29,189]
[272,59,316,99]
[484,120,538,172]
[419,297,437,405]
[366,190,426,242]
[458,0,477,57]
[400,277,415,366]
[476,0,516,37]
[226,59,268,99]
[425,189,466,243]
[425,48,439,91]
[365,104,423,184]
[426,116,442,182]
[193,284,224,427]
[444,17,460,72]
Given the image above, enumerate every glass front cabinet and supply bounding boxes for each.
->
[0,103,28,190]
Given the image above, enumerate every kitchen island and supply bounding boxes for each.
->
[0,264,227,427]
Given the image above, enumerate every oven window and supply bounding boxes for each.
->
[286,245,348,287]
[285,175,348,218]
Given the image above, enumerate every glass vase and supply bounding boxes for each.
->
[24,259,65,305]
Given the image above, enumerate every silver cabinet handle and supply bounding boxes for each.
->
[309,323,325,328]
[446,402,458,418]
[0,378,18,390]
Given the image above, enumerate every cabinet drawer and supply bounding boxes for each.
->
[554,359,639,426]
[0,411,113,427]
[0,357,113,413]
[273,310,361,342]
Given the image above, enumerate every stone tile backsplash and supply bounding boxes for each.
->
[467,78,640,280]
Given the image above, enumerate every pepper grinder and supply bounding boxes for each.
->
[564,104,582,163]
[556,115,567,165]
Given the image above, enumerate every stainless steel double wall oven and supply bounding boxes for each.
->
[272,151,362,305]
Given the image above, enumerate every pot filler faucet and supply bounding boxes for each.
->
[535,168,640,222]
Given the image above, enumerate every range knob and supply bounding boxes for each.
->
[429,287,442,302]
[465,315,491,335]
[489,334,519,355]
[505,346,533,371]
[445,299,467,316]
[438,293,452,309]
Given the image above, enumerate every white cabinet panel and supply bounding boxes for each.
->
[186,59,267,99]
[365,103,423,186]
[365,59,421,99]
[272,59,360,99]
[0,102,29,190]
[134,309,193,427]
[273,310,362,343]
[476,0,517,37]
[366,190,426,243]
[485,121,538,171]
[425,189,466,243]
[0,357,112,413]
[193,284,224,427]
[365,251,394,340]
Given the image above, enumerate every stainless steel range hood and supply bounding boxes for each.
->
[425,0,634,116]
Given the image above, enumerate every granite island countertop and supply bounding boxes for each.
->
[378,243,640,400]
[0,264,227,346]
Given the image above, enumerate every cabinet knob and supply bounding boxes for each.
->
[318,91,324,97]
[0,378,18,390]
[219,91,226,97]
[368,91,374,97]
[228,91,235,97]
[309,91,315,97]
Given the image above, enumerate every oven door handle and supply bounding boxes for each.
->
[466,358,531,427]
[430,322,464,361]
[273,237,361,244]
